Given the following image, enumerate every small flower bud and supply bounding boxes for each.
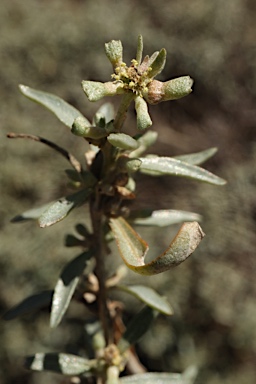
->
[82,81,124,102]
[144,76,193,104]
[117,156,142,172]
[134,96,152,130]
[105,40,123,69]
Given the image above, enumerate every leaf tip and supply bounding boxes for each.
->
[19,84,28,93]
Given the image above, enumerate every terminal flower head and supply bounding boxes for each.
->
[82,36,193,130]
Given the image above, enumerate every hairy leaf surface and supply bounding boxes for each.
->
[19,85,89,128]
[109,217,204,275]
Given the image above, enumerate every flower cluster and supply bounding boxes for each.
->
[82,36,193,131]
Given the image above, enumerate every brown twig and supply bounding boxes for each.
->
[7,132,82,173]
[89,194,111,346]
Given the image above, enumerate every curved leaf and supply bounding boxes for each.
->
[131,209,201,227]
[109,217,205,275]
[19,85,89,128]
[25,352,94,375]
[134,96,152,130]
[139,156,226,185]
[3,291,52,320]
[115,285,173,315]
[39,189,91,228]
[117,306,157,353]
[50,251,93,328]
[174,147,218,165]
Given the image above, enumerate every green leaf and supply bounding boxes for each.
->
[82,81,123,102]
[105,40,123,68]
[50,251,93,328]
[75,223,91,237]
[72,116,107,139]
[115,285,173,315]
[148,48,166,78]
[109,217,204,275]
[139,156,226,185]
[11,202,53,222]
[134,96,152,130]
[39,189,91,228]
[136,35,143,65]
[65,234,85,247]
[25,352,94,375]
[163,76,193,101]
[107,133,139,150]
[174,147,218,165]
[119,369,197,384]
[117,306,157,353]
[130,131,158,157]
[93,102,115,126]
[131,209,201,227]
[19,84,88,128]
[3,291,52,320]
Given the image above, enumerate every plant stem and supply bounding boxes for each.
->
[90,196,110,345]
[114,93,135,131]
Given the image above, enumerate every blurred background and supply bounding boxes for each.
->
[1,0,256,383]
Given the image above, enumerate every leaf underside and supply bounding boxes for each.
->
[50,251,93,328]
[39,189,91,228]
[130,209,201,227]
[115,284,173,315]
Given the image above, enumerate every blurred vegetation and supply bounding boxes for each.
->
[1,0,256,383]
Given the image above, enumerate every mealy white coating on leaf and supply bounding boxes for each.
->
[139,156,226,185]
[135,96,152,130]
[174,147,218,165]
[107,133,139,150]
[109,217,205,275]
[132,209,202,227]
[19,84,88,128]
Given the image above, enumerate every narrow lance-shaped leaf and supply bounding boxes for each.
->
[11,202,53,223]
[139,156,226,185]
[174,147,218,166]
[109,217,205,275]
[93,102,115,126]
[117,306,158,353]
[119,369,197,384]
[3,291,53,320]
[50,251,93,328]
[39,189,91,228]
[147,48,167,79]
[134,96,152,130]
[136,35,143,65]
[25,352,95,376]
[19,85,89,128]
[130,209,201,227]
[129,130,158,157]
[114,285,173,315]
